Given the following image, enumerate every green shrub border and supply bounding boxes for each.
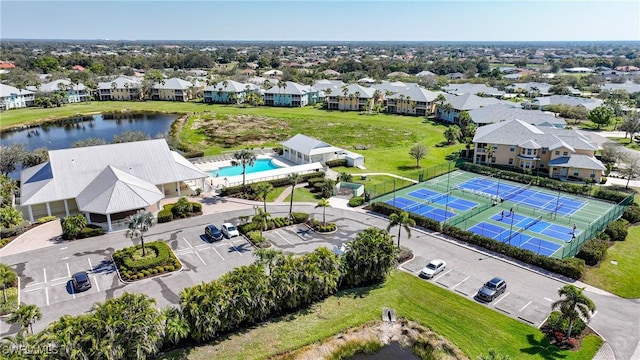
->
[220,172,325,196]
[112,241,182,282]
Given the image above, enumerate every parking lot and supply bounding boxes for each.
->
[401,256,551,327]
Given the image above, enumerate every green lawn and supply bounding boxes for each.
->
[610,137,640,151]
[161,271,601,360]
[1,101,464,177]
[285,187,322,203]
[582,225,640,298]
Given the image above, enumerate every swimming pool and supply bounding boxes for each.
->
[208,158,281,177]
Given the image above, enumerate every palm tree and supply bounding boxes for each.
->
[0,263,17,303]
[252,208,271,235]
[485,144,496,166]
[162,307,190,346]
[386,212,415,248]
[444,125,462,145]
[315,198,331,226]
[8,304,41,334]
[435,93,447,116]
[286,173,302,220]
[231,149,257,192]
[254,248,283,275]
[124,210,155,256]
[253,182,274,211]
[551,285,596,338]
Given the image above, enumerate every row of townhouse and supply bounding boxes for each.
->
[0,84,35,110]
[97,77,203,101]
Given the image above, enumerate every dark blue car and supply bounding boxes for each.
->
[205,225,223,242]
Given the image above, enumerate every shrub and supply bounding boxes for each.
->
[0,238,12,248]
[370,202,441,232]
[0,221,29,239]
[37,215,57,224]
[238,222,258,234]
[79,224,104,239]
[191,202,202,214]
[291,212,309,224]
[157,209,173,223]
[605,219,628,241]
[600,177,607,184]
[348,196,365,207]
[544,311,586,337]
[576,238,609,266]
[623,204,640,224]
[325,159,347,167]
[172,197,194,218]
[220,172,325,196]
[183,150,205,158]
[246,230,270,248]
[307,177,326,186]
[61,215,88,240]
[113,241,175,274]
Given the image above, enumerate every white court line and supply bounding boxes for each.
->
[274,230,292,244]
[93,275,100,293]
[433,269,452,282]
[493,292,510,306]
[519,300,532,312]
[67,263,75,299]
[451,276,470,290]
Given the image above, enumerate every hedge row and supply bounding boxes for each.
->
[623,204,640,223]
[220,171,326,196]
[371,201,585,279]
[348,196,365,207]
[246,230,270,248]
[458,162,630,203]
[325,159,347,168]
[79,224,105,238]
[605,219,628,241]
[156,201,203,224]
[308,219,337,232]
[576,238,610,266]
[37,216,57,224]
[370,202,441,232]
[238,212,310,235]
[0,221,30,238]
[113,241,181,281]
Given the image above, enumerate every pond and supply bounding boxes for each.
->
[2,112,180,179]
[1,112,179,151]
[351,342,419,360]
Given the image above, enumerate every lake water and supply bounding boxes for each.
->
[2,112,179,179]
[351,342,419,360]
[1,113,179,151]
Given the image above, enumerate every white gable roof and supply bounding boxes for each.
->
[281,134,341,156]
[20,139,207,207]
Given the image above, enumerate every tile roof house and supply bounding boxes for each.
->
[37,79,89,103]
[326,84,378,111]
[437,93,504,123]
[203,80,259,104]
[97,77,142,101]
[467,103,566,127]
[472,119,605,182]
[19,139,208,231]
[0,83,35,110]
[152,78,199,101]
[263,81,319,107]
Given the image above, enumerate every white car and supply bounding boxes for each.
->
[221,223,240,238]
[419,259,446,279]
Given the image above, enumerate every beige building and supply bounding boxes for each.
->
[97,77,143,101]
[473,119,605,182]
[152,78,200,101]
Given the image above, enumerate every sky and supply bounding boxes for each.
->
[1,0,639,42]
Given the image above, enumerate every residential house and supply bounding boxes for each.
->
[203,80,259,104]
[600,81,640,95]
[263,69,283,78]
[472,119,605,182]
[263,81,318,107]
[37,79,89,103]
[467,103,566,127]
[436,93,504,123]
[152,78,199,101]
[415,70,436,77]
[505,82,553,97]
[97,77,142,101]
[441,83,505,98]
[525,95,603,111]
[383,83,442,116]
[326,84,377,111]
[19,139,208,231]
[0,83,35,110]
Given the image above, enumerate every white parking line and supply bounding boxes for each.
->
[230,243,243,256]
[591,310,598,318]
[184,237,207,265]
[519,300,532,312]
[274,230,292,244]
[23,287,44,293]
[183,237,194,249]
[61,256,70,260]
[59,247,67,251]
[93,275,100,293]
[25,282,44,288]
[44,268,50,306]
[287,227,307,240]
[211,246,224,260]
[544,297,554,302]
[44,268,47,284]
[451,276,470,290]
[433,269,452,282]
[88,258,94,272]
[67,263,75,299]
[50,277,67,282]
[45,287,50,306]
[493,291,510,305]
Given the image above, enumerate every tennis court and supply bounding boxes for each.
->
[386,196,460,222]
[490,212,579,243]
[407,188,477,211]
[457,178,587,217]
[467,221,562,257]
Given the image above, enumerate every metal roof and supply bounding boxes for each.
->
[281,134,341,156]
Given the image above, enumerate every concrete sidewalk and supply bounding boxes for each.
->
[0,219,64,257]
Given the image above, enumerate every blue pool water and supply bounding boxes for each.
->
[209,159,281,177]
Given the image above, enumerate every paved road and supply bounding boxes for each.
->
[1,205,638,359]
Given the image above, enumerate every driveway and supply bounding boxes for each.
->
[1,205,638,359]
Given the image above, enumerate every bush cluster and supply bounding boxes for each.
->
[113,241,181,281]
[0,238,11,248]
[157,199,202,223]
[325,159,347,168]
[543,311,586,338]
[183,150,205,158]
[79,224,105,238]
[37,215,57,224]
[309,219,337,233]
[157,209,173,223]
[238,213,310,235]
[576,238,610,266]
[348,196,365,207]
[220,172,325,197]
[623,204,640,224]
[0,221,30,238]
[246,230,270,248]
[605,219,628,241]
[370,202,441,232]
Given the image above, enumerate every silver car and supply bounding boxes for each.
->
[419,259,446,279]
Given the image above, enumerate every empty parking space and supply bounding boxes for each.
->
[453,277,481,296]
[400,256,428,273]
[435,269,469,289]
[172,235,253,272]
[518,301,550,327]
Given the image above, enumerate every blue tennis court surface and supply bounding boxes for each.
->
[458,178,587,216]
[468,221,562,256]
[408,188,478,211]
[490,212,578,242]
[385,197,459,222]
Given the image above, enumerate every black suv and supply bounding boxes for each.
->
[476,277,507,302]
[71,271,92,293]
[205,225,223,242]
